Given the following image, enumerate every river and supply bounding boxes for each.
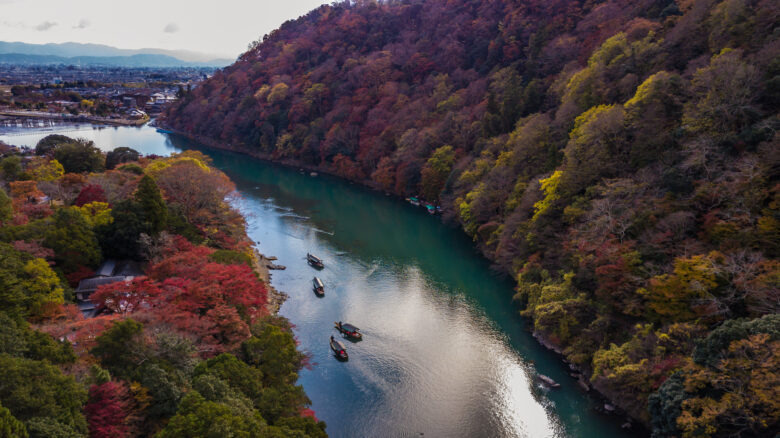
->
[0,123,637,438]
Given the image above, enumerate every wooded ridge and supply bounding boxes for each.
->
[164,0,780,436]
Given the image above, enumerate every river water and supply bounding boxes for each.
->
[0,123,637,438]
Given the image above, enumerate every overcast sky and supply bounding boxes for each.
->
[0,0,329,59]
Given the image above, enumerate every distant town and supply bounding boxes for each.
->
[0,64,216,126]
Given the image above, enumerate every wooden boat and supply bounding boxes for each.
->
[334,321,362,340]
[406,197,421,207]
[312,277,325,296]
[330,336,348,360]
[306,253,324,269]
[537,374,560,389]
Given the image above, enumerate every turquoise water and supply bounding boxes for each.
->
[1,124,638,438]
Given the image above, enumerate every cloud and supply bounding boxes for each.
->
[0,20,25,28]
[163,22,179,33]
[73,19,90,29]
[35,21,57,31]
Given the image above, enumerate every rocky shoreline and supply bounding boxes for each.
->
[250,247,288,315]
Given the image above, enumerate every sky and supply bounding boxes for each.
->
[0,0,330,59]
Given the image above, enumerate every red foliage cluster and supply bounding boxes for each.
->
[91,237,267,355]
[85,381,134,438]
[74,184,107,207]
[12,240,55,264]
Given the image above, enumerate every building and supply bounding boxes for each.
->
[74,259,144,318]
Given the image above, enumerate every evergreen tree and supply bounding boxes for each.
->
[0,402,27,438]
[0,188,12,224]
[134,175,167,235]
[43,207,101,273]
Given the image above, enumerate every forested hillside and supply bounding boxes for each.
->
[0,137,326,437]
[164,0,780,436]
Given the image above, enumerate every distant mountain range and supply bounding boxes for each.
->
[0,42,232,67]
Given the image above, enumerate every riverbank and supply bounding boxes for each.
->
[0,109,149,126]
[251,247,288,314]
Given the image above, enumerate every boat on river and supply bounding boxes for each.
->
[406,197,421,206]
[313,277,325,296]
[335,321,362,340]
[537,374,560,388]
[330,336,348,360]
[307,253,324,269]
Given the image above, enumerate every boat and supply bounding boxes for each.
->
[425,203,436,214]
[406,197,421,207]
[537,374,561,389]
[155,128,174,134]
[334,321,362,340]
[312,277,325,296]
[330,336,348,360]
[306,253,324,269]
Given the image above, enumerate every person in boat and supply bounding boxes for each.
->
[330,335,334,341]
[338,321,342,330]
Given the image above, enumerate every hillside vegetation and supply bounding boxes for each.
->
[0,138,325,437]
[164,0,780,436]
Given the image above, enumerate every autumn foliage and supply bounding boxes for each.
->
[1,144,322,436]
[164,0,780,435]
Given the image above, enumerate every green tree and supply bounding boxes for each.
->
[134,175,167,235]
[105,147,140,170]
[419,145,455,200]
[0,314,74,364]
[24,418,82,438]
[0,355,87,435]
[34,135,73,156]
[0,156,22,181]
[138,363,186,419]
[0,402,27,438]
[52,140,105,174]
[156,392,268,438]
[91,319,145,379]
[0,244,64,319]
[193,354,265,403]
[242,325,300,387]
[43,208,101,273]
[0,188,12,225]
[648,372,686,438]
[96,200,146,259]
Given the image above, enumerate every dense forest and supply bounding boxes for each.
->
[164,0,779,436]
[0,136,326,437]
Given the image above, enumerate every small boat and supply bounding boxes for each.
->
[312,277,325,296]
[307,253,324,269]
[406,197,421,207]
[425,203,436,214]
[334,321,362,340]
[155,128,174,134]
[537,374,560,389]
[330,336,348,360]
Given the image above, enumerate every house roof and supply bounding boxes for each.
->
[94,259,117,277]
[93,259,144,278]
[75,276,129,293]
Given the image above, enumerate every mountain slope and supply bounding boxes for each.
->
[164,1,780,436]
[0,41,232,66]
[0,52,227,67]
